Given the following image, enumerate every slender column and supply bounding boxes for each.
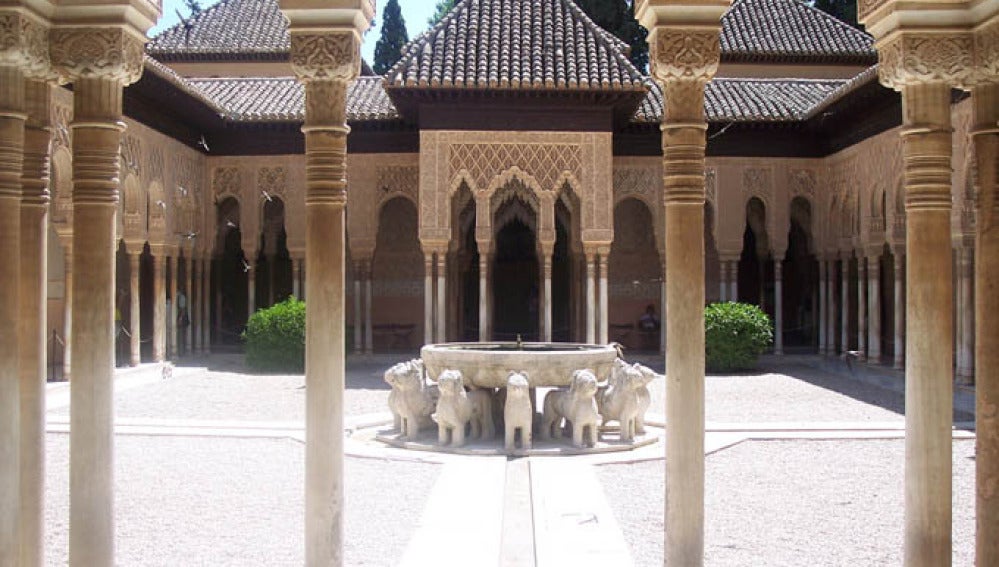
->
[128,252,141,366]
[246,261,256,320]
[841,255,849,351]
[352,266,362,353]
[0,64,25,567]
[827,259,837,354]
[435,252,446,343]
[585,252,596,344]
[957,247,974,381]
[286,22,369,563]
[152,252,166,362]
[19,77,51,567]
[894,252,906,369]
[56,52,145,565]
[292,257,302,299]
[718,261,727,302]
[424,252,434,344]
[201,258,210,352]
[899,81,955,567]
[364,269,372,354]
[598,252,609,345]
[63,246,73,378]
[191,256,202,353]
[868,254,882,363]
[660,259,667,353]
[478,252,489,341]
[818,259,827,354]
[543,251,553,342]
[183,255,192,354]
[267,255,275,306]
[728,260,737,301]
[972,80,999,566]
[168,255,177,359]
[774,258,783,355]
[857,255,867,359]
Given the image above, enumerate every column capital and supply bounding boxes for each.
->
[50,26,145,86]
[0,11,52,80]
[876,30,975,91]
[290,31,362,84]
[647,27,721,87]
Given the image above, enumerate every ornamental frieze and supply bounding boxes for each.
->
[448,142,584,195]
[377,165,419,204]
[613,167,659,204]
[0,12,50,77]
[212,167,241,201]
[51,27,145,85]
[789,169,816,199]
[258,167,287,200]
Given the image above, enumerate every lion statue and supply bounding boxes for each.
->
[541,369,601,448]
[384,359,437,440]
[432,369,494,447]
[504,372,533,452]
[596,359,644,441]
[631,363,661,434]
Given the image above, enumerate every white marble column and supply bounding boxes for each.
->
[292,256,302,299]
[894,252,905,369]
[266,255,275,306]
[128,251,141,366]
[168,255,177,359]
[62,246,73,378]
[543,250,553,342]
[660,261,667,353]
[868,254,882,363]
[436,252,446,344]
[246,261,256,321]
[152,252,166,362]
[818,259,827,355]
[585,252,596,344]
[424,252,434,345]
[774,258,783,355]
[192,256,201,353]
[857,255,867,359]
[201,258,209,352]
[598,252,609,345]
[352,266,362,353]
[478,252,489,341]
[718,261,727,302]
[728,260,738,301]
[183,255,192,355]
[827,259,837,354]
[957,246,974,381]
[841,255,849,351]
[364,271,372,355]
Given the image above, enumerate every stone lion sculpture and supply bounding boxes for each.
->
[541,369,601,448]
[596,359,645,442]
[631,363,661,434]
[432,369,494,447]
[384,359,437,440]
[504,372,533,452]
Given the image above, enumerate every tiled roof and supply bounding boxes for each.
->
[634,78,850,124]
[721,0,875,62]
[148,0,876,67]
[147,0,289,59]
[385,0,645,91]
[185,76,397,122]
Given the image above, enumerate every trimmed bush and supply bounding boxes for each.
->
[243,297,305,373]
[704,302,773,373]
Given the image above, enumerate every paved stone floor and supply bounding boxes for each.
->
[42,354,976,565]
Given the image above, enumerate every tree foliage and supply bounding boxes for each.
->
[429,0,459,27]
[575,0,649,71]
[243,297,305,373]
[812,0,861,29]
[704,302,774,373]
[373,0,408,75]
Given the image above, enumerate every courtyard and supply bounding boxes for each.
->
[40,356,975,566]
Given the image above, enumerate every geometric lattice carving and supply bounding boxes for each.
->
[258,166,287,199]
[789,169,815,199]
[449,142,583,193]
[613,167,659,204]
[212,167,241,199]
[377,165,419,203]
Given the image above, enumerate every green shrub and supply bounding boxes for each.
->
[243,297,305,373]
[704,302,773,373]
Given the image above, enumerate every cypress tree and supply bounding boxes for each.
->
[575,0,649,72]
[429,0,459,27]
[373,0,409,75]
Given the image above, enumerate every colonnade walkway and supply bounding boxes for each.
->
[39,355,976,566]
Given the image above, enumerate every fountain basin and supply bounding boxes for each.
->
[420,342,618,389]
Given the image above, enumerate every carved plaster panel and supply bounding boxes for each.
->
[0,12,50,77]
[878,32,975,90]
[258,166,287,199]
[290,32,360,82]
[50,27,145,85]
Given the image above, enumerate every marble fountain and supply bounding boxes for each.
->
[373,341,663,455]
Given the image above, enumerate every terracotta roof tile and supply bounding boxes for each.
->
[147,0,289,59]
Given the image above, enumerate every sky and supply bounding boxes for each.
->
[150,0,440,64]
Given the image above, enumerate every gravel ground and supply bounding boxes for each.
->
[50,355,397,422]
[44,434,440,566]
[596,439,975,567]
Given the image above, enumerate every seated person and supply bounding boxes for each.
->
[638,304,659,331]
